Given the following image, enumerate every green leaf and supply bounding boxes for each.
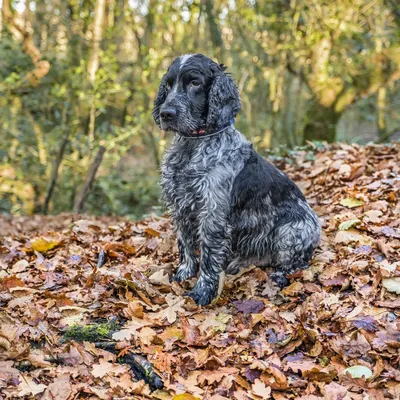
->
[343,366,373,379]
[339,219,361,231]
[340,198,364,208]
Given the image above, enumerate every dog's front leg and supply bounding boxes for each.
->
[171,228,199,282]
[186,213,231,306]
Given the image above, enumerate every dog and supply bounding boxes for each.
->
[153,54,321,306]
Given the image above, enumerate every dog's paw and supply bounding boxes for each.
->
[184,289,214,306]
[270,272,290,289]
[170,263,197,283]
[184,279,218,306]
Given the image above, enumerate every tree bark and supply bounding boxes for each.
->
[303,102,341,143]
[87,0,106,147]
[73,146,106,214]
[87,0,106,84]
[203,0,224,57]
[42,130,70,214]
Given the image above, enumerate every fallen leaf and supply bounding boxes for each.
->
[173,394,201,400]
[340,198,364,208]
[45,374,71,400]
[149,269,170,285]
[31,234,61,253]
[198,367,238,385]
[334,229,373,245]
[338,219,361,231]
[252,379,272,399]
[382,278,400,294]
[281,281,303,296]
[17,374,47,396]
[150,297,186,324]
[233,299,265,314]
[342,365,373,379]
[92,360,126,378]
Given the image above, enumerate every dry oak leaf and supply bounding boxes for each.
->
[0,275,25,290]
[382,278,400,294]
[252,379,272,399]
[17,374,47,396]
[334,229,373,245]
[91,360,127,378]
[363,210,383,223]
[149,295,186,324]
[138,326,156,346]
[11,259,29,273]
[124,300,144,319]
[281,281,303,297]
[320,382,348,400]
[233,299,265,314]
[149,269,170,285]
[44,374,71,400]
[0,360,20,381]
[284,356,319,374]
[173,370,204,397]
[198,367,238,385]
[181,316,204,346]
[159,326,184,342]
[303,366,337,382]
[198,312,232,335]
[112,316,153,341]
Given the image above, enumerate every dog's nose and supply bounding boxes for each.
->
[160,108,177,122]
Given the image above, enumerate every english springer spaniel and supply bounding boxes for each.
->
[153,54,321,306]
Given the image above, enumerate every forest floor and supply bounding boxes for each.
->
[0,143,399,400]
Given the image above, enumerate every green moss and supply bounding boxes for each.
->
[61,321,117,343]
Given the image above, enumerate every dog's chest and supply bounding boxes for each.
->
[161,142,212,214]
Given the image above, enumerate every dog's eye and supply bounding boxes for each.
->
[190,80,200,87]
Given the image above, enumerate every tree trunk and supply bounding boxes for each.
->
[303,102,341,143]
[87,0,106,84]
[87,0,106,147]
[73,146,106,213]
[42,130,70,214]
[203,0,224,58]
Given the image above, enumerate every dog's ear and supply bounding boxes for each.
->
[152,77,168,127]
[206,71,241,132]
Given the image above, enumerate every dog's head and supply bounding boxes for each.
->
[153,54,241,137]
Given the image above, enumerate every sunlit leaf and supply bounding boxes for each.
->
[382,278,400,294]
[340,198,364,208]
[342,366,373,379]
[173,393,201,400]
[31,236,61,253]
[339,219,361,231]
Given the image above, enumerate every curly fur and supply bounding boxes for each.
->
[153,54,321,306]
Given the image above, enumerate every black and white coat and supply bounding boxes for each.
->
[154,54,321,305]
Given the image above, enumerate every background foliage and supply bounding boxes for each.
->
[1,0,400,217]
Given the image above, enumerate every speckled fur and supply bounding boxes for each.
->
[153,54,321,305]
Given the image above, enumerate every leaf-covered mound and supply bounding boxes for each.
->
[1,143,399,400]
